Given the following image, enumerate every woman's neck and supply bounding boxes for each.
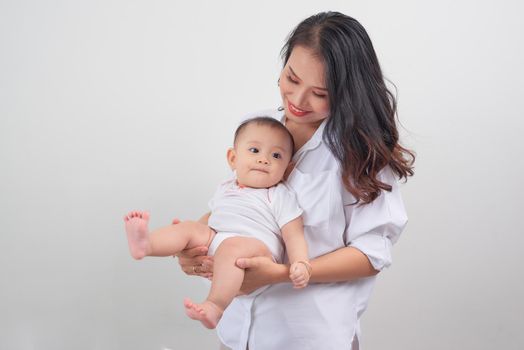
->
[285,117,323,151]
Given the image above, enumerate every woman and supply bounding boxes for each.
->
[178,11,414,349]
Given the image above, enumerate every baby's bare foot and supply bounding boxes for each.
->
[123,211,152,259]
[183,298,223,329]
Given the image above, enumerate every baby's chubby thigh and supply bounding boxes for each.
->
[212,235,273,261]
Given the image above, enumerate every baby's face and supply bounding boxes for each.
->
[228,124,293,189]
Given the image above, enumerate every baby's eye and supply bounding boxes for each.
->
[272,153,282,159]
[248,147,259,153]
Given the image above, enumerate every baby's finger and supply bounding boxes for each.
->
[290,275,304,286]
[289,272,299,282]
[290,269,305,279]
[294,279,308,288]
[293,282,303,289]
[293,276,306,285]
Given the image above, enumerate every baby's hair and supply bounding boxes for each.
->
[234,116,295,155]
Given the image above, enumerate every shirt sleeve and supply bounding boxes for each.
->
[271,183,304,229]
[343,167,408,271]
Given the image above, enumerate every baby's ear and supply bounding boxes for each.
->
[226,148,236,170]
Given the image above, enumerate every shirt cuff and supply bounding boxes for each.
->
[348,233,393,271]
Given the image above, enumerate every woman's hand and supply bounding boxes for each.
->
[175,246,214,278]
[236,256,288,295]
[172,218,214,278]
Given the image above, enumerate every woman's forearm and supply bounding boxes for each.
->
[269,262,291,284]
[256,246,377,287]
[309,247,379,283]
[238,247,377,293]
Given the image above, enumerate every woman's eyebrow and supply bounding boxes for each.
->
[289,66,328,91]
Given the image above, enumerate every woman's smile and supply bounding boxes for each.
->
[288,101,311,117]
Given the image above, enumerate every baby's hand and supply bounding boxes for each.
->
[289,261,311,289]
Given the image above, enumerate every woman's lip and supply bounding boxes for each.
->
[288,101,310,117]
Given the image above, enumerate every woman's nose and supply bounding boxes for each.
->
[293,88,308,107]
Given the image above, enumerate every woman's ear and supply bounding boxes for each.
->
[226,148,236,170]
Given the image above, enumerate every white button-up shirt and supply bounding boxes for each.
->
[217,109,408,350]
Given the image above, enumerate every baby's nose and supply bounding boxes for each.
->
[257,158,269,165]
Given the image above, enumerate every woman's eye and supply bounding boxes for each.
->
[272,153,282,159]
[248,147,259,153]
[286,75,298,84]
[313,92,327,98]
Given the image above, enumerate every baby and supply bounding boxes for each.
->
[123,116,310,329]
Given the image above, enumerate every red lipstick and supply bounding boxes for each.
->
[288,101,310,117]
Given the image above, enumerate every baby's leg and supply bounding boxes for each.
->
[124,211,214,260]
[184,237,271,329]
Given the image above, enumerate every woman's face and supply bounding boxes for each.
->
[279,45,330,126]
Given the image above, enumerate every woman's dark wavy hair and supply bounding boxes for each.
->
[281,11,415,204]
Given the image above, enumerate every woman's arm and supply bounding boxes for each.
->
[309,246,378,282]
[238,170,406,294]
[236,245,377,294]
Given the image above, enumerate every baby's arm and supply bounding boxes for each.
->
[281,216,311,289]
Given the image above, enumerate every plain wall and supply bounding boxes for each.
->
[1,0,523,349]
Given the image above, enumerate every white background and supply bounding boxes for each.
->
[1,0,523,349]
